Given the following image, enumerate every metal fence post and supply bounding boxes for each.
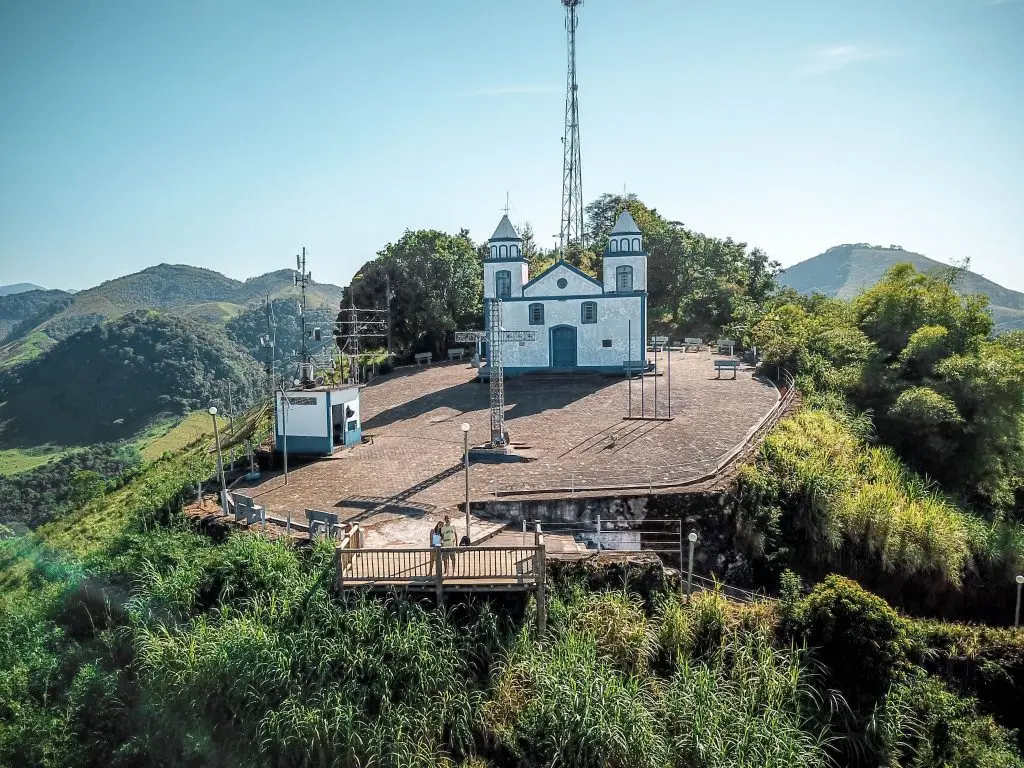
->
[678,520,684,594]
[596,515,602,552]
[286,511,291,536]
[686,531,697,603]
[522,519,527,546]
[536,536,548,637]
[1016,575,1023,629]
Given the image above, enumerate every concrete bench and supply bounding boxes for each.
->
[231,493,265,526]
[649,336,669,352]
[414,352,432,366]
[683,337,703,353]
[714,359,740,379]
[306,509,341,538]
[446,347,465,361]
[716,339,736,355]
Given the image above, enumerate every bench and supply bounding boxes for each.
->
[683,337,703,353]
[306,509,342,539]
[622,360,647,375]
[414,352,432,366]
[231,493,266,526]
[649,336,669,352]
[446,347,465,361]
[714,360,740,379]
[716,339,736,355]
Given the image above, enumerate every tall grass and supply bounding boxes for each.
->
[742,408,993,587]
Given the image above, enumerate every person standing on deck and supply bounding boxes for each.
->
[430,522,443,573]
[440,515,457,574]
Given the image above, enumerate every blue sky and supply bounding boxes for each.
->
[1,0,1022,293]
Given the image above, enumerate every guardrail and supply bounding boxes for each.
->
[488,368,797,497]
[340,546,540,586]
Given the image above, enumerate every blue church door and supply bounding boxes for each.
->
[550,325,577,369]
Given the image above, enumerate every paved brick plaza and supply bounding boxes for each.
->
[236,351,778,545]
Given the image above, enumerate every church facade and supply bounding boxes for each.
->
[481,210,647,375]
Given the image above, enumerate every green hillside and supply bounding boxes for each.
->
[0,265,345,366]
[0,310,264,449]
[778,244,1024,331]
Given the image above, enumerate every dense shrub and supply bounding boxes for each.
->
[794,575,912,710]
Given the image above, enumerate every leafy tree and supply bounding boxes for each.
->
[342,229,482,359]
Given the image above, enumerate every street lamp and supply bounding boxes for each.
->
[209,406,226,507]
[1016,574,1023,629]
[686,531,698,603]
[461,423,471,543]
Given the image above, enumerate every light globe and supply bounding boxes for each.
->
[208,406,217,416]
[688,531,698,544]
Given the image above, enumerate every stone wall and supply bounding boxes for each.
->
[471,489,762,587]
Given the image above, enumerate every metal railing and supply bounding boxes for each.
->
[339,546,541,586]
[524,517,770,604]
[487,367,797,497]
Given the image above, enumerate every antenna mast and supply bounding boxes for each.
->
[294,247,312,386]
[559,0,584,252]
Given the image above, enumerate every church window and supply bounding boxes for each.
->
[499,245,508,258]
[496,270,511,299]
[581,301,597,324]
[609,238,619,252]
[557,277,568,289]
[510,245,519,258]
[528,303,545,325]
[490,246,497,258]
[616,265,634,292]
[632,237,641,251]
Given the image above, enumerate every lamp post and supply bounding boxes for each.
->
[209,406,226,508]
[461,422,471,543]
[1016,574,1023,629]
[686,531,698,603]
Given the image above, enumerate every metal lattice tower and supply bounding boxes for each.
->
[454,301,537,447]
[559,0,584,252]
[488,299,505,444]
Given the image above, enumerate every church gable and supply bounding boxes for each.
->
[522,261,602,298]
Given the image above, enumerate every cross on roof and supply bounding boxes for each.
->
[502,191,510,216]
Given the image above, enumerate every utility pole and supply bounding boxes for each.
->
[385,271,392,362]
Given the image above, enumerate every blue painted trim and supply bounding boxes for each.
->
[488,237,521,243]
[483,257,529,264]
[326,391,333,450]
[639,294,647,364]
[344,427,362,446]
[498,291,646,302]
[604,249,648,257]
[581,300,598,324]
[274,435,333,455]
[479,365,646,378]
[522,260,603,292]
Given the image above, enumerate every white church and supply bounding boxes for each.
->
[481,209,648,375]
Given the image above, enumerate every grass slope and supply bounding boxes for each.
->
[779,244,1024,331]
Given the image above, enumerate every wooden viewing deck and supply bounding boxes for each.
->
[335,528,549,630]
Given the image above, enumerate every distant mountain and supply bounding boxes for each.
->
[0,283,47,296]
[0,289,72,340]
[778,244,1024,332]
[0,264,346,365]
[0,310,264,449]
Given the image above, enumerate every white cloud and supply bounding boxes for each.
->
[799,43,889,75]
[464,85,559,96]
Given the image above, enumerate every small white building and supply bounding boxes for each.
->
[274,385,361,456]
[481,210,648,374]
